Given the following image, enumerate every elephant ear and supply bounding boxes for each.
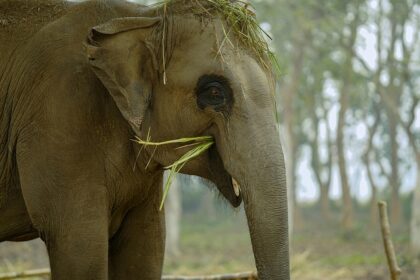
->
[86,17,160,131]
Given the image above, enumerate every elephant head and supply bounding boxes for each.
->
[86,1,289,279]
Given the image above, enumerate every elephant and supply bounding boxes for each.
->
[0,0,290,279]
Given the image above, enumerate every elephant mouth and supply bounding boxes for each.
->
[208,145,242,208]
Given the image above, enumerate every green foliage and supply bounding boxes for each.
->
[320,253,384,267]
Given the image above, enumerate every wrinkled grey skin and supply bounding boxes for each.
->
[0,0,289,279]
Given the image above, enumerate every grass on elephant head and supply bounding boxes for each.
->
[135,134,214,210]
[204,0,280,73]
[152,0,280,76]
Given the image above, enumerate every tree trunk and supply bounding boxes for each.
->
[365,158,378,228]
[309,112,332,221]
[201,190,216,221]
[282,36,306,234]
[337,90,353,230]
[164,173,182,258]
[410,159,420,258]
[320,185,330,220]
[387,111,401,225]
[335,2,363,231]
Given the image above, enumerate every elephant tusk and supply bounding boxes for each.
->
[232,178,241,197]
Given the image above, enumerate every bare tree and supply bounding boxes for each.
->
[336,1,365,230]
[308,81,333,220]
[362,104,381,227]
[282,32,307,229]
[356,0,420,249]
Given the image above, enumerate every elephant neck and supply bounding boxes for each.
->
[131,141,162,175]
[127,143,164,207]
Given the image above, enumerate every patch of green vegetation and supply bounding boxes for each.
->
[320,253,384,267]
[164,209,255,275]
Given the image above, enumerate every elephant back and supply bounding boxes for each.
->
[0,0,70,57]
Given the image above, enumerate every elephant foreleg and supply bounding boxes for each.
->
[0,188,35,241]
[109,188,165,280]
[18,174,110,279]
[32,190,109,280]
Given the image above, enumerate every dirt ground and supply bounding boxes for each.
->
[0,206,419,279]
[164,208,419,280]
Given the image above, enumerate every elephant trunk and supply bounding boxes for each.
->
[221,123,290,280]
[243,157,289,279]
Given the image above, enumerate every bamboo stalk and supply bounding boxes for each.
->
[0,270,258,280]
[378,201,402,280]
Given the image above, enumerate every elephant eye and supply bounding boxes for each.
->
[196,75,232,111]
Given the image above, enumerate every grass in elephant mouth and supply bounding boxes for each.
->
[135,135,214,210]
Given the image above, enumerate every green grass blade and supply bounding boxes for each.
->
[135,134,214,211]
[135,136,213,146]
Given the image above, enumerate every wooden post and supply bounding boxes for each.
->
[378,201,401,280]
